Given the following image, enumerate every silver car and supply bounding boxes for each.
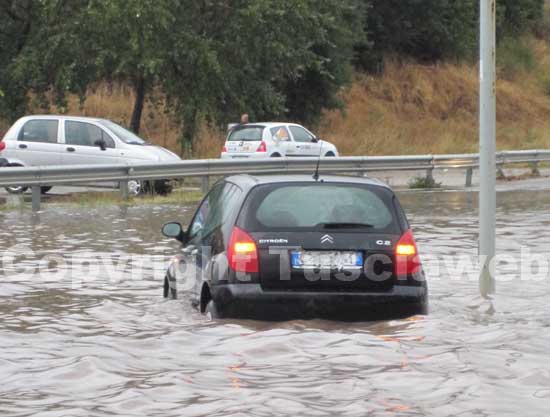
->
[0,115,181,194]
[221,122,339,159]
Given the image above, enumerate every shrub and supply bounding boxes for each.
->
[497,37,535,80]
[408,175,442,189]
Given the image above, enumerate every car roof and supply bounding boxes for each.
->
[238,122,304,128]
[225,174,392,191]
[19,115,108,123]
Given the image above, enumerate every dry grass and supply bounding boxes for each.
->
[49,188,203,208]
[319,55,550,156]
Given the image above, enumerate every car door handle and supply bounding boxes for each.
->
[18,144,27,149]
[66,147,76,152]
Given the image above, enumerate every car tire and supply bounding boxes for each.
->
[41,186,53,194]
[144,180,173,196]
[205,300,220,320]
[270,153,282,158]
[4,163,29,194]
[325,152,336,157]
[127,180,143,196]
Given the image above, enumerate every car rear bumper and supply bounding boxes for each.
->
[220,152,268,159]
[211,283,428,321]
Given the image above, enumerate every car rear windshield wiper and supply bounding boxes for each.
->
[315,222,375,229]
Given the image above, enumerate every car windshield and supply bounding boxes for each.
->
[242,183,399,233]
[228,126,264,142]
[98,120,146,145]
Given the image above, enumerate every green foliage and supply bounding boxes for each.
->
[0,1,99,120]
[358,0,478,70]
[497,37,535,80]
[0,0,365,147]
[498,0,545,35]
[358,0,545,72]
[154,0,366,145]
[408,175,441,189]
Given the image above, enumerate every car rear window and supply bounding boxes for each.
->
[18,120,59,143]
[228,126,264,142]
[240,182,401,233]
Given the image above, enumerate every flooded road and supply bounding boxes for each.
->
[1,180,550,416]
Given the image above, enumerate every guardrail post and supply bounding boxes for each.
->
[530,161,540,177]
[201,176,209,194]
[465,168,473,187]
[120,181,129,200]
[31,186,41,212]
[425,167,434,187]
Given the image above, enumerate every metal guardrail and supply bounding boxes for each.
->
[1,149,549,211]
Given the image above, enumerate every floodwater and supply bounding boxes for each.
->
[1,179,550,417]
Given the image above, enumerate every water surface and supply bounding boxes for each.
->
[1,181,550,416]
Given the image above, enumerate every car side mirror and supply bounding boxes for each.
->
[162,222,187,243]
[311,137,319,143]
[94,139,107,151]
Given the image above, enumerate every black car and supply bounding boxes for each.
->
[162,175,428,321]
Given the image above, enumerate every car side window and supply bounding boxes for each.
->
[289,126,314,143]
[188,184,223,239]
[18,120,59,143]
[270,126,290,142]
[65,121,115,148]
[188,183,242,241]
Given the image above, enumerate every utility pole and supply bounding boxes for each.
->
[479,0,497,296]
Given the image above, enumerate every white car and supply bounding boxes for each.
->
[220,123,339,159]
[0,115,181,195]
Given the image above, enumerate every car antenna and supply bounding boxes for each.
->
[313,139,324,182]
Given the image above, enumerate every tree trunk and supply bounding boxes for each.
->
[130,76,146,134]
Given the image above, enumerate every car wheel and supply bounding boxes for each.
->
[270,153,282,158]
[41,186,53,194]
[145,180,173,196]
[205,300,220,320]
[127,180,143,196]
[4,164,28,194]
[325,152,336,157]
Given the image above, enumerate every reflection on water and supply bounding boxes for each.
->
[1,183,550,416]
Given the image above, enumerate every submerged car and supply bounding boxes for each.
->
[0,115,181,195]
[220,123,339,159]
[161,174,428,321]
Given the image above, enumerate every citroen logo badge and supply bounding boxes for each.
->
[321,234,334,244]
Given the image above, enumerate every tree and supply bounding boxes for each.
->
[498,0,545,35]
[85,0,174,134]
[0,0,99,121]
[160,0,366,148]
[358,0,478,70]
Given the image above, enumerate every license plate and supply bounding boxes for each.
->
[235,144,254,152]
[291,251,363,269]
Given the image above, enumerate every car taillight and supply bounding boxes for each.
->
[0,141,5,152]
[256,141,267,153]
[228,226,259,273]
[222,144,227,153]
[395,229,421,277]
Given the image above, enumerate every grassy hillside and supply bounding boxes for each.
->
[4,26,550,159]
[319,45,550,156]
